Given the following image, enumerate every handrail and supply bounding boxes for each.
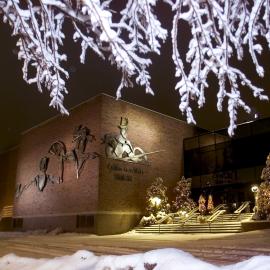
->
[234,201,250,214]
[176,207,198,220]
[180,207,199,225]
[156,213,174,224]
[185,207,199,217]
[207,209,226,223]
[210,204,227,214]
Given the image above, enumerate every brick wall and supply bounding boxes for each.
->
[14,96,102,219]
[0,148,18,210]
[11,93,199,233]
[95,95,198,234]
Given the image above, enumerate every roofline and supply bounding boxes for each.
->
[22,92,207,136]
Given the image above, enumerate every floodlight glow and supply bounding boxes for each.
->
[150,197,161,207]
[251,185,259,193]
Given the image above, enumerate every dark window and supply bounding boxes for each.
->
[76,215,94,228]
[13,218,23,229]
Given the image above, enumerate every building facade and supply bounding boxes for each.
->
[0,94,198,234]
[184,118,270,209]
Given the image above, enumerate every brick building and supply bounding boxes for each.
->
[0,94,198,234]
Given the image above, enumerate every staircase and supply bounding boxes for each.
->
[173,212,253,224]
[213,213,253,223]
[0,205,14,231]
[135,206,254,234]
[0,205,13,219]
[135,221,243,233]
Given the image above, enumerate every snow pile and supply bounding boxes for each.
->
[0,248,270,270]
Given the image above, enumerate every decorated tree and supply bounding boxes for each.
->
[257,153,270,219]
[257,181,270,220]
[172,176,196,213]
[198,194,206,215]
[207,194,214,214]
[1,1,270,135]
[261,153,270,181]
[145,177,168,216]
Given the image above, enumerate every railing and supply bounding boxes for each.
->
[234,201,250,214]
[207,209,226,223]
[180,207,199,225]
[156,213,174,225]
[210,204,227,214]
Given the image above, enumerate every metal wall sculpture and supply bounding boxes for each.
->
[102,117,162,163]
[16,118,161,198]
[15,125,98,198]
[15,156,59,197]
[34,156,58,191]
[71,125,98,178]
[48,141,66,183]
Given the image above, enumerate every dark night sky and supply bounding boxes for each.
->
[1,3,270,153]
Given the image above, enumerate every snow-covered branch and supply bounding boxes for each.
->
[0,0,270,135]
[168,0,269,135]
[0,0,68,113]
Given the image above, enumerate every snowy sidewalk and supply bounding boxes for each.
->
[1,229,270,266]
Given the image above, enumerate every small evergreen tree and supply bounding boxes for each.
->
[257,154,270,219]
[261,153,270,181]
[172,176,196,213]
[257,181,270,219]
[207,194,214,213]
[145,177,168,216]
[256,154,270,219]
[198,194,206,215]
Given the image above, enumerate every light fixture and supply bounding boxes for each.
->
[251,185,259,193]
[251,184,259,213]
[150,197,161,207]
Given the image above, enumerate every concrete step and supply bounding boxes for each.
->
[136,230,242,234]
[140,223,242,228]
[173,213,253,224]
[0,205,13,218]
[135,220,243,233]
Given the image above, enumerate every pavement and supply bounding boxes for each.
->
[1,230,270,265]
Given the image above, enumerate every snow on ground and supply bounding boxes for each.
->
[0,248,270,270]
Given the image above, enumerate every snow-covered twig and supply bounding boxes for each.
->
[168,0,269,135]
[0,0,269,136]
